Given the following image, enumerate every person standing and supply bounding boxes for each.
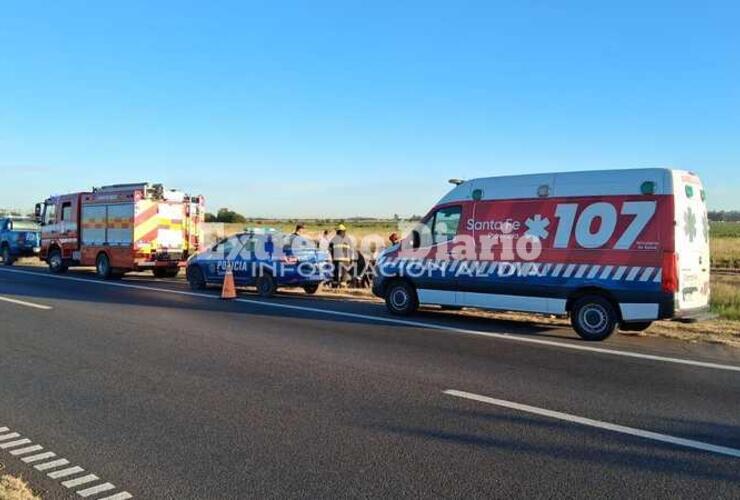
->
[329,224,353,286]
[318,229,331,251]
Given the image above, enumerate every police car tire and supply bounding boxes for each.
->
[257,274,277,298]
[571,295,618,341]
[1,246,14,266]
[385,280,418,316]
[48,249,67,274]
[96,253,113,280]
[303,283,320,295]
[619,321,652,332]
[186,266,207,290]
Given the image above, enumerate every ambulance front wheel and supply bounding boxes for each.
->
[570,295,618,341]
[385,280,419,316]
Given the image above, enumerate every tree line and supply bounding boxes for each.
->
[708,210,740,222]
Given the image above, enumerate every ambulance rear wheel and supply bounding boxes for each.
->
[96,253,113,280]
[257,273,277,298]
[571,295,618,341]
[186,266,207,290]
[48,249,67,274]
[385,280,418,316]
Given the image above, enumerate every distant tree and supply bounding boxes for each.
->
[204,212,217,223]
[216,208,247,224]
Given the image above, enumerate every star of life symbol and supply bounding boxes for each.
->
[524,214,550,240]
[684,207,697,242]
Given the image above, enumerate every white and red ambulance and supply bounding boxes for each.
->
[373,168,711,340]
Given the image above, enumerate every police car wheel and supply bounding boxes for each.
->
[187,266,207,290]
[303,283,320,295]
[385,280,418,316]
[1,246,13,266]
[571,295,618,341]
[48,250,67,274]
[619,321,652,332]
[96,253,113,280]
[257,274,277,298]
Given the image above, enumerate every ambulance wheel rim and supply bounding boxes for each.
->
[579,304,608,334]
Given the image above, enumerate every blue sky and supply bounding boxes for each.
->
[1,1,738,217]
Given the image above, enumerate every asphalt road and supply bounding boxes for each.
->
[0,266,738,499]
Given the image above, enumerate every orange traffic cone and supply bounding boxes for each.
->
[221,267,237,300]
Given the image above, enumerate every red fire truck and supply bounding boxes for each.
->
[36,183,205,279]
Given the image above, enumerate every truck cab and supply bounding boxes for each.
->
[0,217,41,265]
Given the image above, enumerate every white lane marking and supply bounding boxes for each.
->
[47,466,85,479]
[444,389,740,459]
[0,427,8,433]
[10,444,43,456]
[22,451,57,463]
[77,482,116,497]
[61,474,99,488]
[0,432,21,441]
[99,492,133,500]
[35,458,70,471]
[0,438,31,449]
[0,295,52,310]
[2,267,739,373]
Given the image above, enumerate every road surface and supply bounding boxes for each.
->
[0,266,738,499]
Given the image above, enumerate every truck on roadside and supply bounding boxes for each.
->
[0,217,41,265]
[36,183,205,279]
[373,168,711,341]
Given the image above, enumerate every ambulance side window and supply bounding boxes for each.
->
[432,206,462,243]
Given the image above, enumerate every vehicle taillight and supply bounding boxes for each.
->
[662,251,679,293]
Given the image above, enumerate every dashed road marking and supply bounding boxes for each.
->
[22,451,56,463]
[35,458,70,471]
[10,444,43,456]
[444,389,740,459]
[48,466,85,479]
[0,295,53,310]
[1,267,738,373]
[0,424,133,498]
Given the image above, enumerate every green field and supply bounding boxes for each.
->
[710,221,740,238]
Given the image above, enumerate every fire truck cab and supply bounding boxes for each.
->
[36,183,204,279]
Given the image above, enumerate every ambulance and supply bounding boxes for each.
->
[36,183,205,279]
[373,168,711,340]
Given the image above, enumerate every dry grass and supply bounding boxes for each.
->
[0,475,40,500]
[711,275,740,321]
[711,238,740,268]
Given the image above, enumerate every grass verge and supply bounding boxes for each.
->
[0,475,40,500]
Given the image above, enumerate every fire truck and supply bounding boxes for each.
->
[36,183,205,279]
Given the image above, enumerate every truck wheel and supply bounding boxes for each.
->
[571,295,618,341]
[303,283,320,295]
[256,274,277,298]
[48,249,67,274]
[619,321,652,332]
[153,268,180,279]
[186,266,207,290]
[385,280,418,316]
[96,253,113,280]
[1,246,14,266]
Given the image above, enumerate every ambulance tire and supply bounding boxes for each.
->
[570,295,618,341]
[48,249,67,274]
[96,253,113,280]
[619,321,652,332]
[1,245,14,266]
[186,266,207,290]
[257,273,277,298]
[385,279,418,316]
[303,283,320,295]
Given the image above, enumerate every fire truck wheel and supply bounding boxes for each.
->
[570,295,618,341]
[1,245,14,266]
[256,274,277,298]
[385,279,419,316]
[96,253,113,280]
[187,266,207,290]
[153,268,180,279]
[303,283,320,295]
[48,249,67,274]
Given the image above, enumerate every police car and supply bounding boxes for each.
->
[186,230,333,297]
